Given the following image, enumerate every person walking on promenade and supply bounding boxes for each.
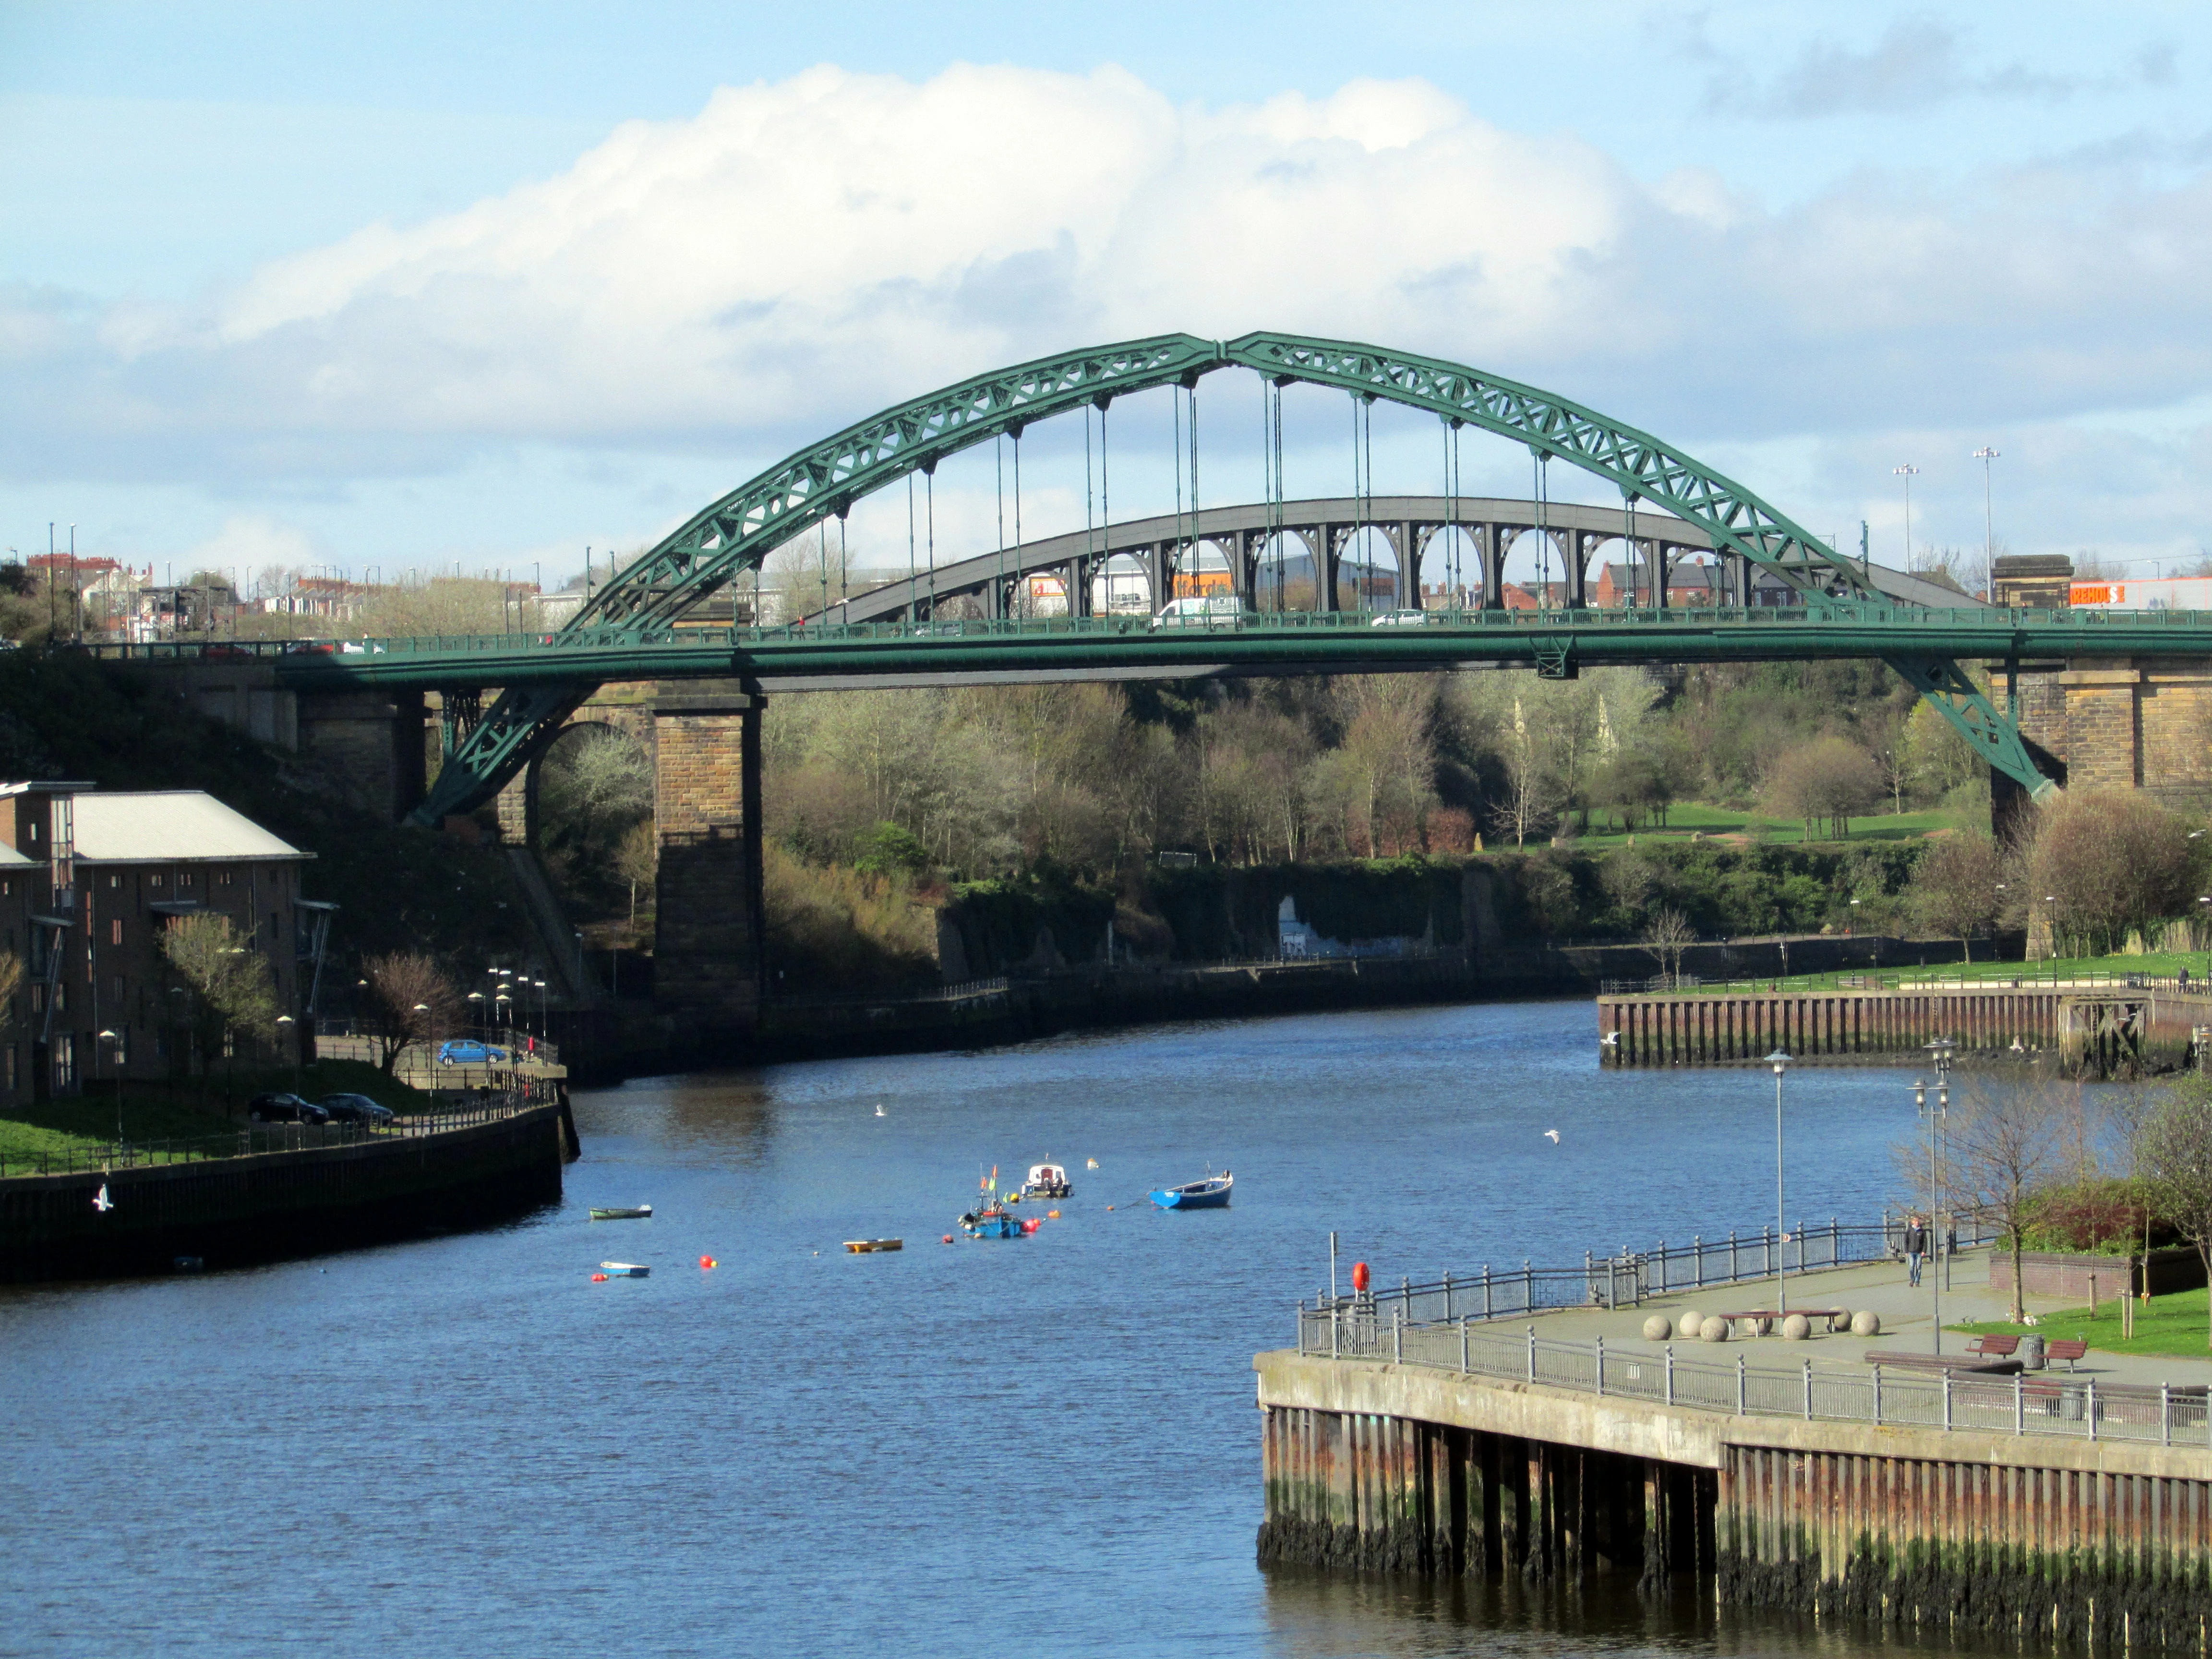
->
[1904,1214,1929,1288]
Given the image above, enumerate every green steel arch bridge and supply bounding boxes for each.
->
[97,332,2212,823]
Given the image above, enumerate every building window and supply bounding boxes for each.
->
[149,873,164,889]
[108,873,121,890]
[109,919,123,947]
[178,871,194,888]
[218,870,234,887]
[0,878,11,897]
[54,1033,74,1091]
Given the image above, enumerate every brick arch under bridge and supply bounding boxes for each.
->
[493,688,659,850]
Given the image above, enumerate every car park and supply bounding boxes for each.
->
[246,1092,329,1124]
[318,1093,395,1125]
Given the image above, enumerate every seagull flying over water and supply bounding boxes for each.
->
[92,1183,113,1213]
[1543,1130,1561,1143]
[874,1103,886,1118]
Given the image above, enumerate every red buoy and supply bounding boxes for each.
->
[590,1273,609,1283]
[1352,1261,1370,1294]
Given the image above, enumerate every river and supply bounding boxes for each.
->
[2,999,2018,1658]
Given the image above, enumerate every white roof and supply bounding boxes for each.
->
[70,792,308,865]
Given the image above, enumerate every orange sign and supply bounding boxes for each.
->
[1171,570,1233,600]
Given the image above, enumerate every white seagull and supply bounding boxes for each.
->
[1543,1130,1561,1143]
[874,1103,886,1118]
[92,1182,114,1213]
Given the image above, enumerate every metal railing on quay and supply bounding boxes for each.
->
[0,1094,546,1179]
[1607,969,2212,999]
[1297,1310,2211,1448]
[1315,1216,2003,1329]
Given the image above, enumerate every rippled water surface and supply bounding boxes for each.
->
[2,1000,2012,1657]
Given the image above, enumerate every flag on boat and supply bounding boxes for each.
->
[92,1183,113,1213]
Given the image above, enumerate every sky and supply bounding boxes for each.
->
[2,0,2209,592]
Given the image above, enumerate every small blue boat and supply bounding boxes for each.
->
[959,1204,1027,1239]
[597,1261,650,1278]
[1149,1172,1233,1210]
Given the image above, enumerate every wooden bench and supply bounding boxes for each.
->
[1965,1333,2020,1360]
[1863,1349,2023,1375]
[1710,1309,1848,1336]
[2044,1338,2089,1371]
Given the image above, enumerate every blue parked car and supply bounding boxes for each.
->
[436,1039,510,1066]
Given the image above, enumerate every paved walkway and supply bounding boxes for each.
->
[1513,1250,2212,1389]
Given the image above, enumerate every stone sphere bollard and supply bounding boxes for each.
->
[1642,1314,1672,1342]
[1851,1309,1882,1337]
[1781,1313,1810,1340]
[1699,1314,1731,1342]
[1829,1310,1853,1334]
[1677,1310,1705,1340]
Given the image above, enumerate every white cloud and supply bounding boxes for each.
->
[2,55,2210,581]
[183,514,319,572]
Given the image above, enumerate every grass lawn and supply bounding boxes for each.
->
[1567,801,1963,849]
[0,1058,437,1166]
[1952,1293,2212,1361]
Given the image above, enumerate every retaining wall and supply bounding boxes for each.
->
[1255,1350,2212,1652]
[0,1104,568,1281]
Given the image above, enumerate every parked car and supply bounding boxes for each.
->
[282,640,337,655]
[436,1039,511,1066]
[318,1093,395,1125]
[1150,595,1252,631]
[247,1092,329,1124]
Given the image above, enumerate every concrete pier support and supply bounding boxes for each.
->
[652,682,764,1040]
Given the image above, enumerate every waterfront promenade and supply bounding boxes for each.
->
[1261,1247,2212,1651]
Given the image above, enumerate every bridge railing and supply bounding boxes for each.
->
[70,601,2212,662]
[1295,1307,2207,1448]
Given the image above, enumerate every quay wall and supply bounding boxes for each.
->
[1599,987,2206,1077]
[1256,1351,2212,1651]
[0,1104,570,1281]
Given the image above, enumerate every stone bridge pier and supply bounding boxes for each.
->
[644,683,764,1039]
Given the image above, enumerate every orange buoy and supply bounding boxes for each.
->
[590,1272,609,1282]
[1352,1261,1370,1294]
[941,1234,955,1244]
[1046,1210,1060,1219]
[699,1256,717,1269]
[1106,1204,1115,1211]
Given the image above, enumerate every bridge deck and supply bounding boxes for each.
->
[90,602,2212,692]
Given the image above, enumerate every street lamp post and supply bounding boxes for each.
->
[1928,1038,1955,1294]
[1894,464,1920,569]
[1767,1049,1791,1314]
[1973,447,2000,600]
[412,1002,433,1090]
[98,1028,121,1147]
[276,1013,299,1095]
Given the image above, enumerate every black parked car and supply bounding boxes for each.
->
[319,1093,395,1126]
[246,1092,329,1125]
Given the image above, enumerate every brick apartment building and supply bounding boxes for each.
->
[0,782,318,1103]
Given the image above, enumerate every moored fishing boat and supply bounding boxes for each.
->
[959,1204,1026,1238]
[589,1205,652,1221]
[1020,1162,1073,1200]
[1149,1172,1233,1210]
[598,1261,650,1277]
[844,1238,905,1253]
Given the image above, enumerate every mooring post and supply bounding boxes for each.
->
[2162,1380,2172,1446]
[1298,1299,1307,1357]
[1729,1230,1737,1279]
[1802,1358,1813,1419]
[1595,1335,1606,1397]
[1460,1315,1469,1373]
[1332,1302,1340,1359]
[1527,1325,1537,1382]
[2088,1377,2098,1440]
[1443,1270,1454,1322]
[1483,1263,1493,1319]
[1943,1369,1952,1431]
[1693,1234,1703,1287]
[1735,1354,1746,1416]
[1393,1306,1403,1364]
[1872,1362,1883,1424]
[1524,1259,1533,1312]
[2015,1370,2024,1435]
[1665,1344,1675,1406]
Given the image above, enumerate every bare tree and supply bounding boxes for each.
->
[615,821,659,933]
[1909,833,2003,962]
[1645,906,1695,986]
[359,951,464,1075]
[1941,1080,2063,1322]
[1765,737,1884,841]
[2026,789,2200,956]
[2140,1082,2212,1349]
[1488,697,1552,850]
[160,913,281,1074]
